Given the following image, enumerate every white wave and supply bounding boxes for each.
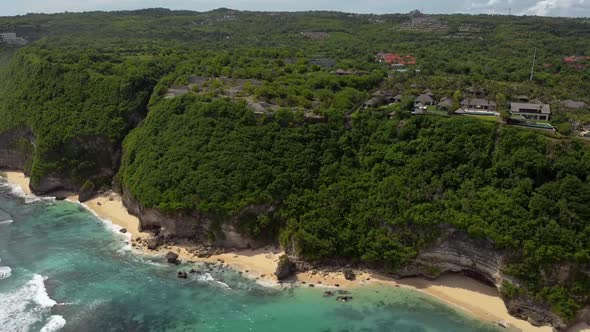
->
[215,281,231,289]
[0,274,65,332]
[196,273,231,289]
[0,180,54,204]
[0,219,13,225]
[0,266,12,280]
[40,315,66,332]
[198,273,215,282]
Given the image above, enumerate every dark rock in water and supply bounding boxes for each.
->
[119,228,127,234]
[337,290,350,295]
[177,271,188,279]
[336,296,353,302]
[275,255,296,281]
[166,251,179,264]
[189,269,197,274]
[343,269,356,281]
[323,291,334,297]
[308,284,315,288]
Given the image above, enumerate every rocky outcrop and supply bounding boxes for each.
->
[0,126,35,171]
[343,268,356,281]
[166,252,179,264]
[122,188,273,249]
[396,229,568,329]
[505,297,566,330]
[275,255,297,280]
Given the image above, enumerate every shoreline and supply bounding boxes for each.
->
[2,170,585,332]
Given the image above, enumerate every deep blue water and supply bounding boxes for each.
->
[0,178,504,332]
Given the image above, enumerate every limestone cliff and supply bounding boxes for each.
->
[0,126,122,196]
[0,126,34,172]
[29,135,121,195]
[395,229,567,329]
[122,188,273,249]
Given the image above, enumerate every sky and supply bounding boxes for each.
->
[0,0,589,17]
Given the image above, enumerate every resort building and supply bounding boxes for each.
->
[510,102,551,121]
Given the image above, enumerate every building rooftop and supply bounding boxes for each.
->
[510,102,551,114]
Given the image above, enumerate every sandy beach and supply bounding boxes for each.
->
[1,171,33,195]
[1,170,583,332]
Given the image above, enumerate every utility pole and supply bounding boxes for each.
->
[509,8,511,16]
[530,47,537,82]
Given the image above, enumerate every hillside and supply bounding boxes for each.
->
[0,8,589,328]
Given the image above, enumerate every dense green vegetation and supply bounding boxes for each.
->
[121,96,590,319]
[1,8,589,321]
[0,41,163,184]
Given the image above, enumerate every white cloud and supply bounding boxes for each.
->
[520,0,588,16]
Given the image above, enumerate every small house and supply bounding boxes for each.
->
[437,97,453,111]
[413,102,427,114]
[510,102,551,121]
[415,94,434,106]
[460,99,497,113]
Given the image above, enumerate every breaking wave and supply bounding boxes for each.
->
[40,315,67,332]
[0,274,66,332]
[0,179,54,204]
[0,266,12,280]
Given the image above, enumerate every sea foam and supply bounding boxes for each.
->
[40,315,67,332]
[0,266,12,280]
[0,274,66,332]
[0,219,13,225]
[0,179,54,204]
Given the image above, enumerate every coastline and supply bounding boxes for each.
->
[1,170,583,332]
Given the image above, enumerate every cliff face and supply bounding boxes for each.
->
[30,135,120,194]
[0,126,35,172]
[396,229,567,329]
[0,125,122,195]
[122,188,271,249]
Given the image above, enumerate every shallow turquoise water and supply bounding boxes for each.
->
[0,180,503,332]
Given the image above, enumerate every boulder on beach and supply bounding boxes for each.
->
[275,255,296,281]
[147,237,162,250]
[343,268,356,281]
[166,251,179,264]
[54,194,67,201]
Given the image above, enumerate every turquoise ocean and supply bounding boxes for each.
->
[0,178,504,332]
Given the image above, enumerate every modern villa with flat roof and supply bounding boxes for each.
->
[455,98,498,115]
[510,102,551,121]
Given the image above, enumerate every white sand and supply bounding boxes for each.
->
[0,171,571,332]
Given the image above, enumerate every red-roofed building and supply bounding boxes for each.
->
[376,52,417,66]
